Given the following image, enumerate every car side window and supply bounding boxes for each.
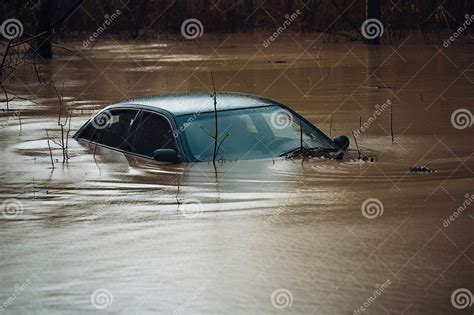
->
[79,109,139,151]
[133,111,175,157]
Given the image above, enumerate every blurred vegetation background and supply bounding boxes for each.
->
[0,0,473,41]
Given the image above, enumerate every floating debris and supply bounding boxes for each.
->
[268,60,288,64]
[410,166,435,173]
[361,85,393,89]
[351,155,376,162]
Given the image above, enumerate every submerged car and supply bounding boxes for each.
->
[74,92,349,163]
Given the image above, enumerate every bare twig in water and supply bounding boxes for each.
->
[215,132,229,158]
[46,130,55,169]
[300,119,303,151]
[32,53,44,84]
[352,131,361,159]
[0,40,13,111]
[317,44,323,59]
[329,114,333,138]
[65,110,72,160]
[92,140,101,175]
[299,119,305,165]
[51,80,72,163]
[389,77,398,144]
[390,99,394,143]
[211,72,218,167]
[176,176,181,205]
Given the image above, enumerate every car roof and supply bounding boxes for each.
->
[114,92,282,116]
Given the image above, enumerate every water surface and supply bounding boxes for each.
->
[0,39,473,314]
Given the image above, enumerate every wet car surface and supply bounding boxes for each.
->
[74,92,344,163]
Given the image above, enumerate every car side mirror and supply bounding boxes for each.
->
[153,149,178,163]
[333,135,349,151]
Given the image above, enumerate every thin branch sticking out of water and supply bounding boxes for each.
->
[45,130,55,169]
[211,72,218,167]
[329,114,333,138]
[352,131,361,159]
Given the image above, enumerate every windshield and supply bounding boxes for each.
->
[175,105,335,162]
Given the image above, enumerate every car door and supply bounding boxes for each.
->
[76,108,140,153]
[132,110,178,159]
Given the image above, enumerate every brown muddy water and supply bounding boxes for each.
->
[0,38,473,314]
